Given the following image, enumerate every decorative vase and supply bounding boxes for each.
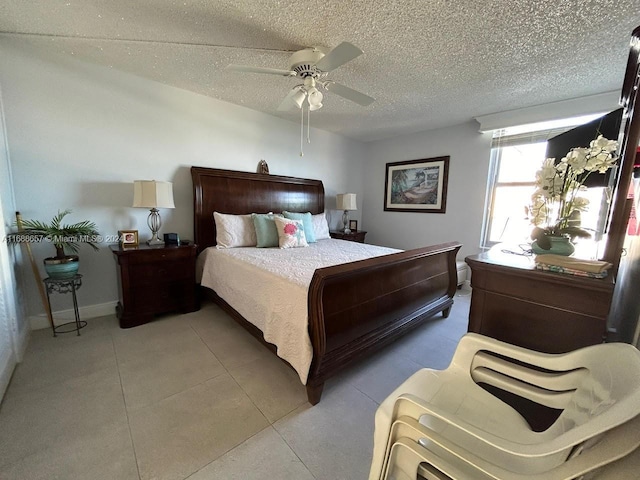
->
[44,255,80,279]
[531,236,575,256]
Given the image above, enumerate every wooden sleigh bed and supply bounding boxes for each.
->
[191,166,461,404]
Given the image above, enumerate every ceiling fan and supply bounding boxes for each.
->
[225,41,375,112]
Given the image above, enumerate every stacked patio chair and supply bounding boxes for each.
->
[369,333,640,480]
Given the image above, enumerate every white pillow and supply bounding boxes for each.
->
[213,212,257,248]
[311,212,330,240]
[274,216,308,249]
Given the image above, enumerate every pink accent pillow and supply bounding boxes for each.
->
[274,217,308,249]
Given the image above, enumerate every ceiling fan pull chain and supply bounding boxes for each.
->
[307,106,311,144]
[300,104,304,157]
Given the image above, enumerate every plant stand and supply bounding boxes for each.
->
[43,274,86,337]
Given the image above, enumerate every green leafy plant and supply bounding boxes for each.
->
[17,209,100,259]
[527,135,618,250]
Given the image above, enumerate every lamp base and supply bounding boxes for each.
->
[147,209,165,246]
[147,237,165,246]
[342,210,351,234]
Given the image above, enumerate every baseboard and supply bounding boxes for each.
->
[0,319,31,400]
[29,301,118,331]
[14,319,30,362]
[0,349,16,403]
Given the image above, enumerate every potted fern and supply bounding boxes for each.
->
[15,209,100,279]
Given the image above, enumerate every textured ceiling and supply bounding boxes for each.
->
[1,0,639,142]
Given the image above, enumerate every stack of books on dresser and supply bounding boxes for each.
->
[534,254,613,279]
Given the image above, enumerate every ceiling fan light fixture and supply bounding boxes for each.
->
[307,87,323,107]
[291,88,306,108]
[309,102,323,111]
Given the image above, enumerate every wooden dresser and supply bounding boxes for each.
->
[110,243,199,328]
[465,250,614,353]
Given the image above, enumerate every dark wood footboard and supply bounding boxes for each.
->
[306,241,461,403]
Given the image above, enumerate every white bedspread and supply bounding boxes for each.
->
[198,239,400,384]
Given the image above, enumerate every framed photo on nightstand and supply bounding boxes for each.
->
[349,220,358,231]
[119,230,139,248]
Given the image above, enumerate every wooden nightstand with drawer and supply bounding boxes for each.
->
[110,243,199,328]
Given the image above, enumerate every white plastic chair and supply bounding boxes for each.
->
[382,414,640,480]
[369,333,640,480]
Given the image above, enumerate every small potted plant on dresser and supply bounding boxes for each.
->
[15,209,100,279]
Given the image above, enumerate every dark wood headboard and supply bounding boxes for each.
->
[191,167,325,252]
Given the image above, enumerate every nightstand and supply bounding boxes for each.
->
[329,230,367,243]
[110,243,199,328]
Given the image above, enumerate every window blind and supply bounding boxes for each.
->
[491,126,574,149]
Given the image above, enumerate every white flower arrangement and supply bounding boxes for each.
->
[528,135,618,249]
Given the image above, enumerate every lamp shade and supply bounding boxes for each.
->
[292,88,306,109]
[133,180,175,209]
[336,193,357,211]
[307,87,323,108]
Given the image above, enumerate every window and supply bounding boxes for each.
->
[481,114,610,250]
[483,142,547,246]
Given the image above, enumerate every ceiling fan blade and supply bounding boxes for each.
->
[324,82,375,106]
[277,86,304,111]
[225,64,296,76]
[314,42,363,72]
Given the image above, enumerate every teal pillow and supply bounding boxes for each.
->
[283,211,316,243]
[252,213,280,247]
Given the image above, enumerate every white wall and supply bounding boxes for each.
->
[361,121,493,260]
[0,39,367,320]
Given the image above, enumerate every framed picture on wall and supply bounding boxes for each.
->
[349,220,358,231]
[384,156,450,213]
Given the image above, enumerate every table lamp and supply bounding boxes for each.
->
[336,193,357,233]
[133,180,175,246]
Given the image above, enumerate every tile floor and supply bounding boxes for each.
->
[0,289,637,479]
[0,288,470,480]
